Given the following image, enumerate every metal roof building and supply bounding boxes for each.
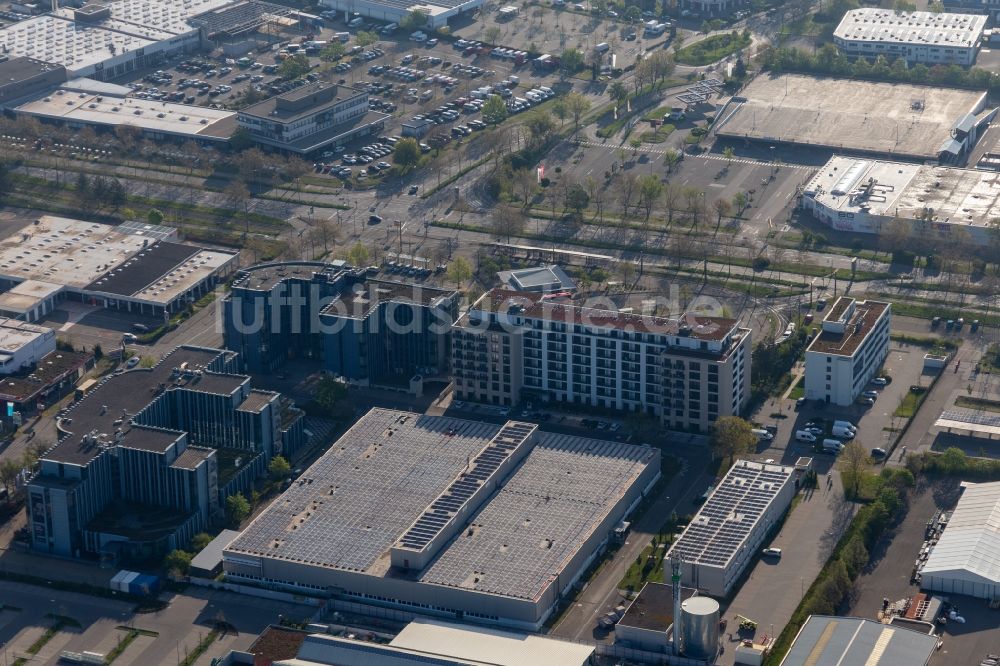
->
[920,480,1000,599]
[223,408,660,630]
[666,460,797,598]
[265,619,594,665]
[781,615,937,666]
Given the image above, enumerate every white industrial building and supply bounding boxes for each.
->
[804,297,891,407]
[920,480,1000,600]
[224,409,659,630]
[0,216,238,318]
[666,460,797,598]
[0,0,237,81]
[834,9,986,66]
[15,79,237,144]
[319,0,483,29]
[802,155,1000,244]
[0,318,56,375]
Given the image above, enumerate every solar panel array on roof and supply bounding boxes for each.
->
[226,410,495,572]
[418,433,656,600]
[669,461,794,568]
[398,422,536,552]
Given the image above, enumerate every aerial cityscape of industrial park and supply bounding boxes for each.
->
[1,0,1000,664]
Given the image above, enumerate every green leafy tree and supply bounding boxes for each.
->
[447,256,473,288]
[608,81,628,110]
[268,455,292,480]
[278,54,311,80]
[564,92,591,131]
[165,549,193,574]
[225,494,251,527]
[624,5,641,20]
[356,30,379,47]
[315,375,348,417]
[565,183,590,216]
[393,137,422,171]
[0,458,20,493]
[560,48,585,75]
[400,9,429,30]
[709,416,756,467]
[347,242,370,267]
[482,95,509,125]
[191,533,214,552]
[732,191,747,215]
[320,42,346,61]
[147,209,164,225]
[838,441,871,499]
[229,127,255,151]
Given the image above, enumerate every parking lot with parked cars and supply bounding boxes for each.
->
[107,11,588,170]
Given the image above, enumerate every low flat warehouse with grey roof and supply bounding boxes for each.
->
[223,408,660,630]
[714,74,994,163]
[0,216,238,319]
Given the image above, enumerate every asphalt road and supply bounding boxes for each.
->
[550,435,712,642]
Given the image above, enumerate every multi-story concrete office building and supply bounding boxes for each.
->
[222,262,457,385]
[236,84,388,154]
[667,460,798,597]
[223,408,659,630]
[804,297,891,406]
[451,289,751,433]
[834,9,986,66]
[27,346,304,561]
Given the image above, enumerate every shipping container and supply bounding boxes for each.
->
[128,573,159,596]
[118,571,140,593]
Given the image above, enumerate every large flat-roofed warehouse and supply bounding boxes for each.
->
[0,0,236,81]
[666,460,797,597]
[223,408,660,630]
[714,74,992,163]
[834,9,986,66]
[0,57,67,108]
[918,480,1000,599]
[802,155,1000,244]
[781,615,938,666]
[15,80,237,144]
[0,216,238,318]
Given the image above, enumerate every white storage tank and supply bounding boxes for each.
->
[680,596,720,660]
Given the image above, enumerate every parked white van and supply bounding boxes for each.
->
[822,439,844,453]
[832,425,856,439]
[795,430,817,443]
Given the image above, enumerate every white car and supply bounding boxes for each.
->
[871,377,888,386]
[126,356,140,368]
[762,547,782,558]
